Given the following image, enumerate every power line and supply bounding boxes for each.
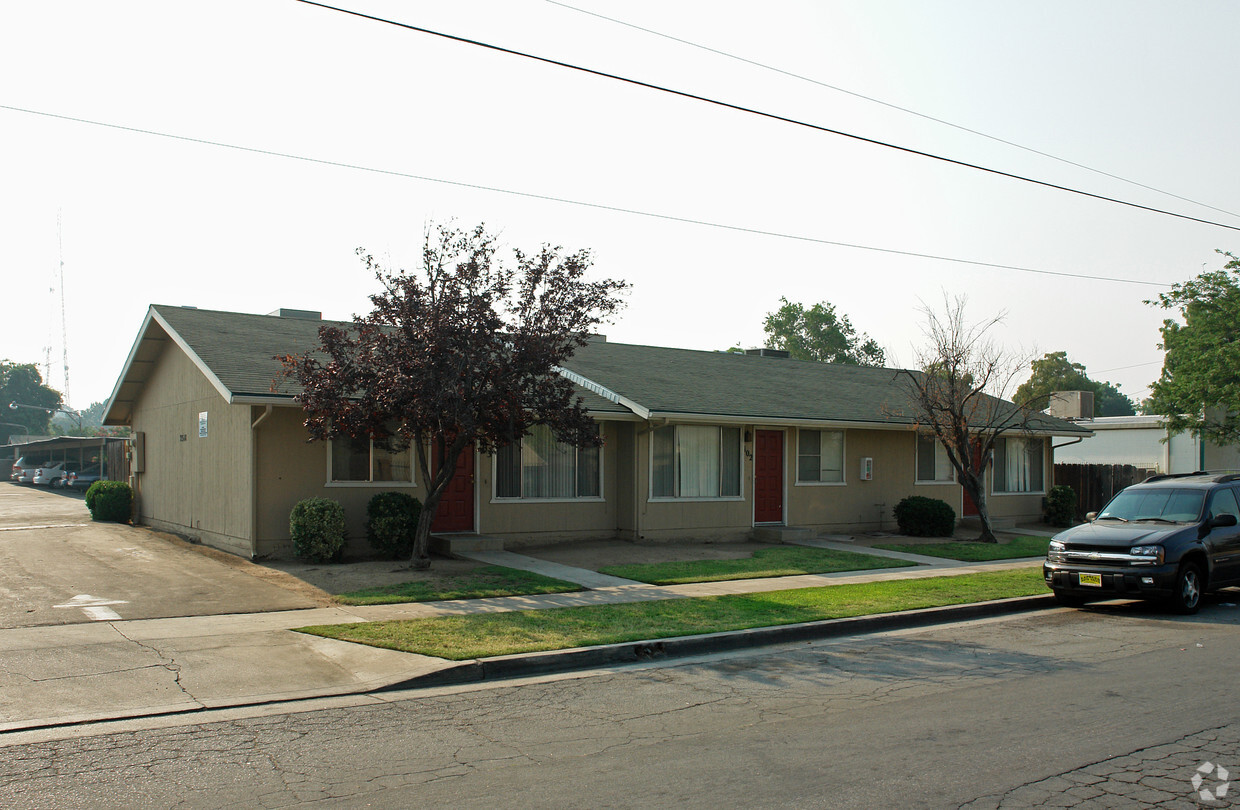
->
[0,103,1172,289]
[546,0,1240,222]
[297,0,1240,236]
[1093,360,1162,374]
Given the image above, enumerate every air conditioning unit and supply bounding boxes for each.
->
[860,457,873,481]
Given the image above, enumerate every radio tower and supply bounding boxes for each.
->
[57,211,71,409]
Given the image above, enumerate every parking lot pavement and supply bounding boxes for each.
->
[0,484,90,529]
[0,484,320,628]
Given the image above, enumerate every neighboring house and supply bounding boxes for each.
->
[1052,414,1240,474]
[103,305,1091,559]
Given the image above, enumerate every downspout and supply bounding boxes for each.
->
[634,423,643,541]
[249,405,273,559]
[1050,436,1085,486]
[251,405,273,430]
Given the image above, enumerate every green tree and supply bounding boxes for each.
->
[1014,351,1136,417]
[762,298,885,366]
[50,400,131,437]
[280,222,628,569]
[1147,251,1240,442]
[0,362,62,439]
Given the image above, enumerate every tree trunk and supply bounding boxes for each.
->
[408,497,438,570]
[963,475,998,543]
[406,436,465,570]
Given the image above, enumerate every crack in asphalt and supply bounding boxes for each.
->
[107,623,199,706]
[959,723,1240,809]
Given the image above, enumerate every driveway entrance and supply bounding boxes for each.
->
[0,484,317,628]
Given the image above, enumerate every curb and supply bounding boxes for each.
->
[377,593,1057,690]
[0,594,1056,737]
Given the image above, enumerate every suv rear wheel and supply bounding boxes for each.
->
[1170,561,1203,615]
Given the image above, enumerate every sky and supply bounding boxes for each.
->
[3,0,1238,413]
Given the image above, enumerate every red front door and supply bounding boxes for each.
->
[432,444,475,532]
[754,430,784,524]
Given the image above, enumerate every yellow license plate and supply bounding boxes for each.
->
[1078,573,1102,587]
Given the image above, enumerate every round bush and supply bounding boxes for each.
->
[366,491,422,559]
[1044,484,1079,528]
[289,498,347,563]
[893,495,956,537]
[84,480,133,523]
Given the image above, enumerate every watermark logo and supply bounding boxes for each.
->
[1192,761,1230,802]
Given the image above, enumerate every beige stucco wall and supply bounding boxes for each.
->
[130,343,254,557]
[475,421,625,548]
[254,411,634,556]
[252,406,424,559]
[785,428,961,533]
[984,437,1050,524]
[624,423,754,542]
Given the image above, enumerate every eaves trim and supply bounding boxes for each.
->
[150,309,237,404]
[557,366,651,420]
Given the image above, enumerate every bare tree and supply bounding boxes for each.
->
[896,296,1039,543]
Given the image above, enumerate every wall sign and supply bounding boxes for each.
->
[198,411,208,438]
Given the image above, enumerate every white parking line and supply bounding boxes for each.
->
[52,594,129,621]
[0,523,90,532]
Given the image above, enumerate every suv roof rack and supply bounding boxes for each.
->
[1141,470,1240,484]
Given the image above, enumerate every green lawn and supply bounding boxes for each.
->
[597,546,916,585]
[335,565,582,605]
[300,567,1046,660]
[873,535,1051,561]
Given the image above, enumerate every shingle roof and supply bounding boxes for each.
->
[104,305,631,423]
[105,305,1090,436]
[562,341,1087,434]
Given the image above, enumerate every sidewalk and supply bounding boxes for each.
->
[0,537,1051,735]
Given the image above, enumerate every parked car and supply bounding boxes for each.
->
[66,463,104,489]
[12,456,53,484]
[1044,471,1240,614]
[32,462,67,487]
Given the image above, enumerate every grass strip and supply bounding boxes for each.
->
[597,546,916,585]
[335,565,582,605]
[300,567,1045,660]
[874,536,1051,561]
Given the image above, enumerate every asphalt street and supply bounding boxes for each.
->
[2,600,1237,809]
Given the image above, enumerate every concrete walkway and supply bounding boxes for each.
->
[0,539,1049,736]
[457,549,651,589]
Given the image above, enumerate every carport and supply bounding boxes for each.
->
[3,436,130,483]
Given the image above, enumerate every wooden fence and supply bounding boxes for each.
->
[106,438,131,483]
[1054,463,1159,517]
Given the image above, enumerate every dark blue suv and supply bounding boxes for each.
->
[1044,472,1240,614]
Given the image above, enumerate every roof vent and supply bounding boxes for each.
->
[744,348,790,359]
[267,308,322,320]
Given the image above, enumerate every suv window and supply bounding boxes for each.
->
[1098,488,1205,522]
[1208,488,1240,521]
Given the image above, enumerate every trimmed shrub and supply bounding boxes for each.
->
[84,480,133,523]
[289,497,347,563]
[366,491,422,559]
[893,495,956,537]
[1044,485,1079,528]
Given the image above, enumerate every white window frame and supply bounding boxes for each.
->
[915,434,956,484]
[795,428,846,486]
[992,436,1046,495]
[491,424,604,502]
[325,436,416,487]
[649,424,744,501]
